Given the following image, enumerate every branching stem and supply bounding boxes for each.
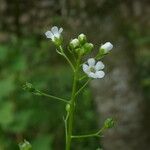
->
[66,56,81,150]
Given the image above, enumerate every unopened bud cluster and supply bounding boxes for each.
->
[69,33,94,56]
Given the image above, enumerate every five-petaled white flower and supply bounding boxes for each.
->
[45,26,63,41]
[83,58,105,79]
[100,42,113,53]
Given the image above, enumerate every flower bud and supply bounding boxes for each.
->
[19,140,32,150]
[78,33,87,45]
[100,42,113,53]
[70,38,80,49]
[75,43,93,56]
[104,118,115,129]
[66,104,70,112]
[83,43,94,54]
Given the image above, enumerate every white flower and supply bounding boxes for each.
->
[83,58,105,79]
[45,26,63,41]
[101,42,113,53]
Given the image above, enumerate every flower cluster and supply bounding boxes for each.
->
[69,33,94,56]
[45,26,113,79]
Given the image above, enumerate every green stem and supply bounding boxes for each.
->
[95,53,107,60]
[71,133,100,139]
[79,75,87,81]
[66,57,80,150]
[71,127,106,139]
[71,126,106,139]
[38,91,69,103]
[97,126,106,135]
[59,46,75,71]
[75,79,91,96]
[64,113,69,146]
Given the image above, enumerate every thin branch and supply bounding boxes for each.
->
[79,75,87,81]
[62,54,75,71]
[97,126,106,135]
[59,46,75,71]
[71,126,106,139]
[75,79,91,96]
[38,90,69,103]
[71,133,100,139]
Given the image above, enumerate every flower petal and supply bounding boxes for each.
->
[88,72,97,78]
[95,61,105,71]
[59,27,63,33]
[95,71,105,78]
[45,31,53,39]
[51,26,59,35]
[83,64,90,74]
[87,58,95,66]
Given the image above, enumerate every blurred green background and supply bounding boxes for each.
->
[0,0,149,150]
